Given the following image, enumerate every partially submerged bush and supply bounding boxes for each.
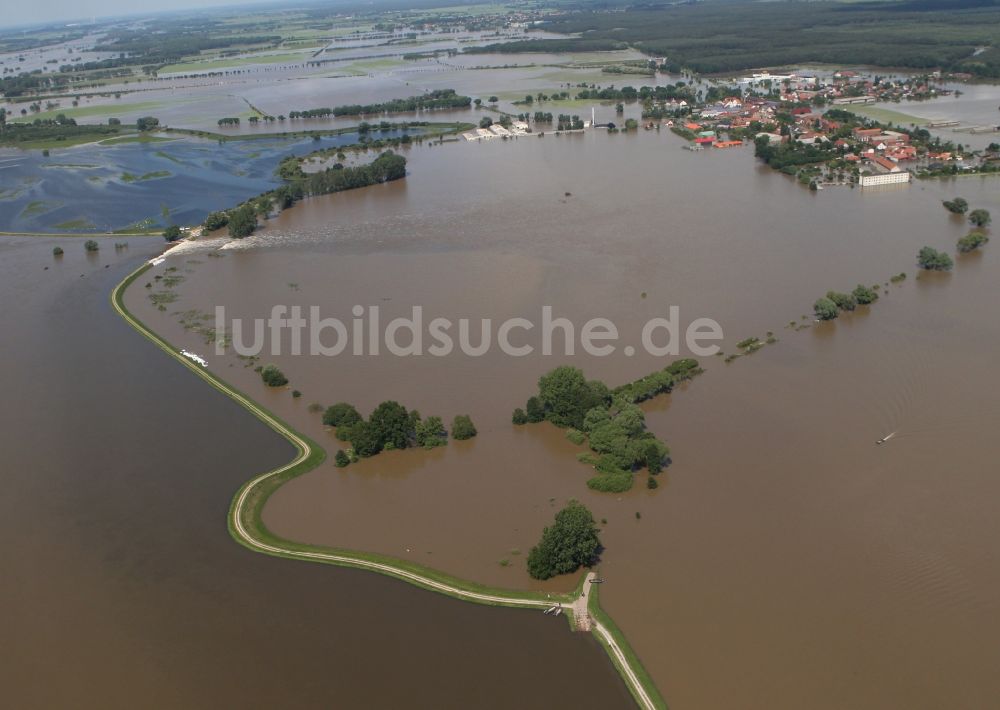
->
[451,414,477,440]
[260,364,288,387]
[957,231,989,253]
[852,284,878,305]
[814,297,839,321]
[917,246,954,271]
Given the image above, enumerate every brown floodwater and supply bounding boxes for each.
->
[134,126,1000,708]
[0,235,632,708]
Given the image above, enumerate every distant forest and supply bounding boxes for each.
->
[474,0,1000,76]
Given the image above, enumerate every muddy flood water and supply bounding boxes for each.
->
[127,127,1000,709]
[0,236,632,708]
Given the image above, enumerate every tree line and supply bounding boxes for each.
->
[814,202,991,320]
[320,401,476,466]
[205,151,407,239]
[286,90,471,119]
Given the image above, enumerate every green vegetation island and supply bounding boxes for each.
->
[515,359,701,493]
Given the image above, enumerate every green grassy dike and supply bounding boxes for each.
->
[589,582,669,709]
[111,258,663,709]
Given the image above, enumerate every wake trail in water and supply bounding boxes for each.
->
[888,407,1000,440]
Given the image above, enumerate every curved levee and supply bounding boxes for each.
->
[111,260,666,710]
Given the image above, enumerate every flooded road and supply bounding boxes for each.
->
[131,128,1000,708]
[0,235,631,708]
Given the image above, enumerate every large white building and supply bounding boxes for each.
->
[860,156,911,187]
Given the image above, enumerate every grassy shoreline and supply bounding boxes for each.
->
[589,582,669,709]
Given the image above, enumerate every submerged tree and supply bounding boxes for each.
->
[942,197,968,214]
[203,211,229,231]
[852,284,879,305]
[260,364,288,387]
[451,415,477,440]
[813,297,839,321]
[968,208,991,228]
[917,246,954,271]
[527,501,601,580]
[415,415,447,448]
[228,204,258,238]
[957,231,989,253]
[826,290,857,312]
[368,400,412,451]
[322,402,361,428]
[537,366,609,429]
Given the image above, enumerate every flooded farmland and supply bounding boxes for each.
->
[127,128,1000,708]
[0,128,417,233]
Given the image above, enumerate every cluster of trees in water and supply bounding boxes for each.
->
[557,114,584,131]
[285,90,471,119]
[575,83,694,103]
[815,201,992,319]
[917,247,954,272]
[942,198,991,227]
[958,232,989,253]
[813,285,880,321]
[942,197,992,254]
[511,91,572,106]
[259,364,288,387]
[527,501,601,581]
[204,151,407,238]
[320,401,476,466]
[513,359,701,493]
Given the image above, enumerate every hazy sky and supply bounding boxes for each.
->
[4,0,273,29]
